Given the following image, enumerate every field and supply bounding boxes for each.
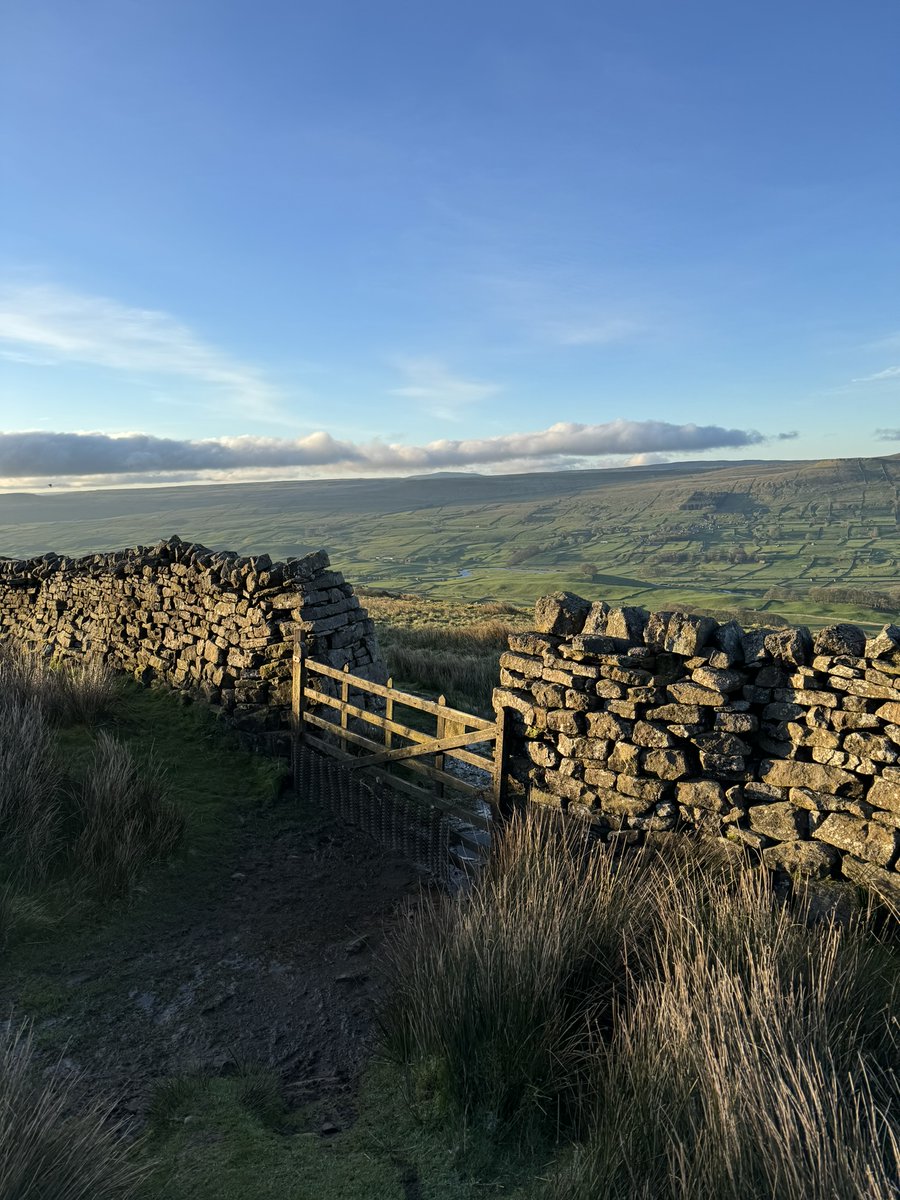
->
[3,453,900,631]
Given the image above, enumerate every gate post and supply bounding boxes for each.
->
[491,704,514,820]
[291,627,305,793]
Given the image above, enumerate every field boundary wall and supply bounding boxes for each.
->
[0,535,385,753]
[495,591,900,901]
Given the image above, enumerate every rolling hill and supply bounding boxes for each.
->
[2,454,899,629]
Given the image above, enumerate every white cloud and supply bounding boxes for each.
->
[389,357,502,419]
[852,366,900,383]
[0,419,778,485]
[0,282,284,420]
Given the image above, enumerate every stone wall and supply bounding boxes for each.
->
[494,592,900,903]
[0,536,385,751]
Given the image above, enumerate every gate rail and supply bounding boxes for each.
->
[291,631,511,840]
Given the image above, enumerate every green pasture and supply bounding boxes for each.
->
[2,454,899,629]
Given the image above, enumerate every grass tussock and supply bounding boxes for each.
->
[71,733,184,897]
[381,812,652,1134]
[0,1018,148,1199]
[0,640,119,725]
[0,639,183,914]
[383,810,900,1198]
[0,695,63,881]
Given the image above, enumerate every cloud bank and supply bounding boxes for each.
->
[0,420,773,484]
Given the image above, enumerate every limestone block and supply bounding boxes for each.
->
[533,592,592,636]
[646,610,717,655]
[607,742,641,774]
[748,802,808,841]
[632,720,677,748]
[527,742,559,768]
[556,735,611,761]
[813,624,866,658]
[762,840,837,878]
[580,601,610,635]
[868,777,900,814]
[584,767,617,789]
[843,733,899,764]
[615,775,670,802]
[830,710,879,731]
[841,856,900,905]
[546,709,586,735]
[586,711,633,739]
[676,779,727,811]
[604,606,649,643]
[642,748,691,779]
[814,814,898,867]
[533,682,567,709]
[789,787,872,819]
[760,758,863,799]
[667,681,728,707]
[865,624,900,662]
[764,626,813,666]
[508,632,560,657]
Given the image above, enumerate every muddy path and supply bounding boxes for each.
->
[4,798,425,1128]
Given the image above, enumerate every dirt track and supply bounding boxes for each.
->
[9,802,424,1128]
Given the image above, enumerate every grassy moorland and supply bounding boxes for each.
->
[1,642,899,1198]
[2,454,900,630]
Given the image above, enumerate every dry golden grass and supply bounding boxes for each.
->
[383,811,900,1198]
[362,594,531,713]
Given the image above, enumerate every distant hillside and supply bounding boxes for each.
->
[1,455,899,629]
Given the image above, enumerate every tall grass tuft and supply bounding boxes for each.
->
[0,640,118,726]
[384,811,900,1196]
[0,1018,149,1198]
[71,733,184,896]
[380,810,651,1135]
[545,860,900,1200]
[0,695,62,881]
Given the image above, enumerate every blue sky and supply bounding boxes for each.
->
[1,0,899,487]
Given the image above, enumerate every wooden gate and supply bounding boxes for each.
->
[290,632,511,872]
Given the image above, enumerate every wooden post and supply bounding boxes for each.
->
[291,628,305,793]
[385,677,394,754]
[492,704,513,819]
[340,662,350,754]
[434,694,447,800]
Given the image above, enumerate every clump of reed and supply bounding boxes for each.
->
[0,640,119,725]
[70,732,183,897]
[0,639,182,906]
[0,1018,149,1198]
[383,809,900,1198]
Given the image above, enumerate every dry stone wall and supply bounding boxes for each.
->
[0,536,385,751]
[495,592,900,903]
